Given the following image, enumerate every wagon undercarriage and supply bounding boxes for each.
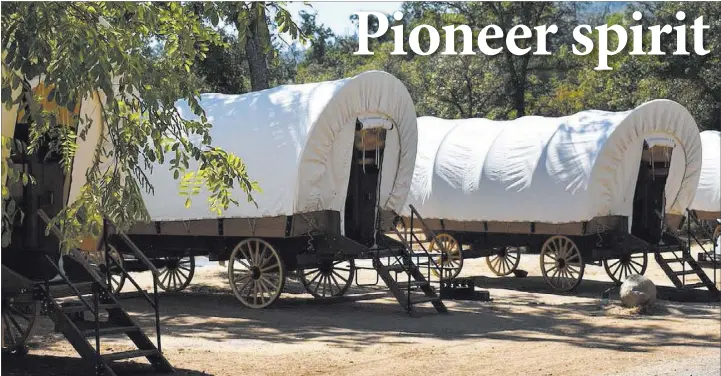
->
[396,212,719,297]
[113,208,450,313]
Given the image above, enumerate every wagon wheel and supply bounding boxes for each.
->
[157,256,195,292]
[104,245,126,294]
[540,235,585,292]
[228,238,285,309]
[300,260,355,298]
[486,246,521,276]
[2,298,39,355]
[603,252,648,284]
[428,233,463,279]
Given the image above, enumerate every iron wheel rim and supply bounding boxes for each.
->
[300,259,355,298]
[106,245,126,294]
[2,299,39,353]
[228,238,285,309]
[540,235,585,292]
[429,233,463,279]
[603,251,648,284]
[486,246,521,276]
[157,256,195,292]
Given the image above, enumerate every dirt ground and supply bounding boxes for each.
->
[4,248,721,376]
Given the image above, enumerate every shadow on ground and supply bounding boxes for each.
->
[15,271,721,375]
[1,353,211,376]
[470,272,721,303]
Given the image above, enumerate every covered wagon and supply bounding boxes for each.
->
[689,130,720,220]
[688,130,721,261]
[403,100,706,291]
[2,74,174,372]
[121,71,446,312]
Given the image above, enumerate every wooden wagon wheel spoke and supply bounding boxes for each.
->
[487,246,521,276]
[303,268,320,277]
[237,278,255,298]
[160,269,171,285]
[566,263,580,275]
[96,245,127,295]
[8,307,29,322]
[328,273,343,294]
[258,248,272,268]
[429,233,464,279]
[2,299,39,354]
[257,280,268,300]
[176,267,190,281]
[628,261,643,274]
[170,272,177,291]
[503,258,513,273]
[603,251,648,285]
[300,259,355,299]
[322,276,329,296]
[157,255,195,292]
[331,270,349,284]
[315,275,325,297]
[308,271,321,288]
[540,235,585,292]
[229,238,285,309]
[2,314,17,346]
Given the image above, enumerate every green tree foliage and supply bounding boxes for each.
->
[1,2,259,250]
[191,2,304,94]
[212,1,304,91]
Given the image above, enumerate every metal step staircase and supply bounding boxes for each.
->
[369,205,448,315]
[37,210,172,376]
[685,210,721,268]
[648,213,720,298]
[654,249,720,297]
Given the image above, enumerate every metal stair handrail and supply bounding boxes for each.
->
[37,209,164,354]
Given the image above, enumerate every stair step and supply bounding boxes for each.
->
[49,282,96,297]
[62,303,121,313]
[683,283,709,289]
[103,349,159,362]
[115,290,149,300]
[671,270,698,276]
[82,325,140,337]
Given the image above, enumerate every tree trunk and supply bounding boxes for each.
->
[514,81,526,118]
[244,3,270,91]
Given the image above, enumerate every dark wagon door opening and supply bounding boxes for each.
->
[4,122,66,280]
[343,121,388,247]
[630,141,674,244]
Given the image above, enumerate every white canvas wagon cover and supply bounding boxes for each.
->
[406,100,702,224]
[141,71,417,221]
[690,130,721,214]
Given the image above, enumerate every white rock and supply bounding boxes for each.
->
[620,274,657,308]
